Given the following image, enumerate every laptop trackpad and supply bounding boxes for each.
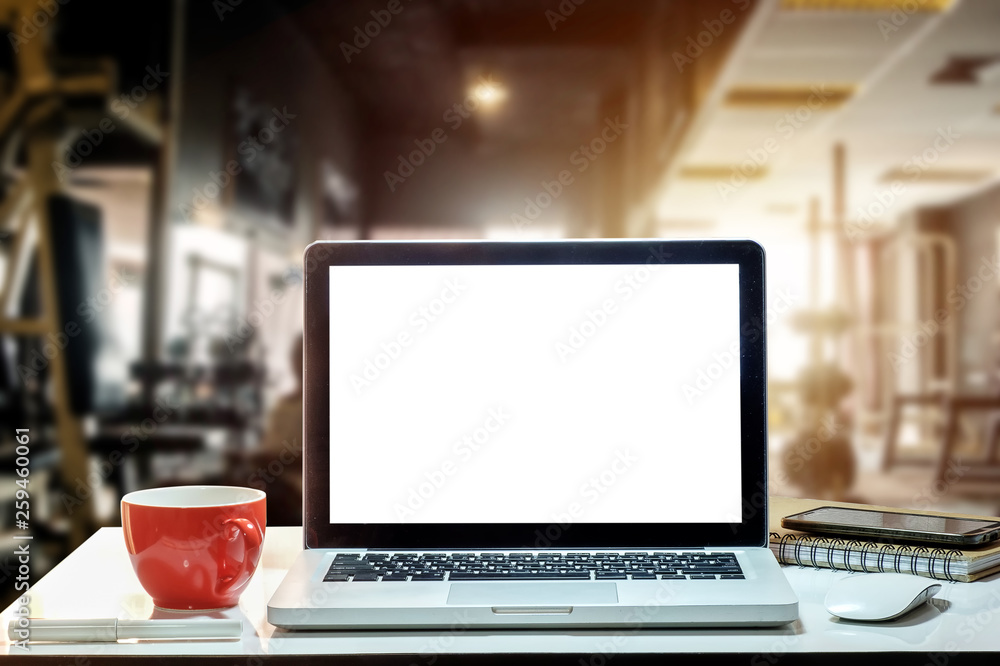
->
[447,583,618,606]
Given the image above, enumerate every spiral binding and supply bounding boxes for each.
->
[844,540,864,573]
[858,540,877,573]
[768,532,960,582]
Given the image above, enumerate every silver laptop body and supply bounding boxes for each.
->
[268,239,798,629]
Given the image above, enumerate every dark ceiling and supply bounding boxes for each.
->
[19,0,735,232]
[288,0,652,148]
[277,0,671,230]
[18,0,670,161]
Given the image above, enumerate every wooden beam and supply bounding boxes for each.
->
[140,0,184,406]
[0,318,49,335]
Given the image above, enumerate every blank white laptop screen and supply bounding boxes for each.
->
[328,263,742,525]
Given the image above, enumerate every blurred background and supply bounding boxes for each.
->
[2,0,1000,605]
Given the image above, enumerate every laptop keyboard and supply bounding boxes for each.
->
[323,552,744,582]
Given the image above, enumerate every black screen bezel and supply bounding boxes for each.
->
[302,239,767,549]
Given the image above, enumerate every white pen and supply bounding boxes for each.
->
[8,618,243,643]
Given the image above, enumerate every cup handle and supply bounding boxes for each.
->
[217,518,264,595]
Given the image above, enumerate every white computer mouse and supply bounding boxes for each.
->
[824,573,941,622]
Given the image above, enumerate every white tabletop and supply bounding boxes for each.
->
[3,526,1000,661]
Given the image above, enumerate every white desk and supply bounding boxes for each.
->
[3,526,1000,662]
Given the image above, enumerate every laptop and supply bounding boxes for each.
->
[268,239,798,629]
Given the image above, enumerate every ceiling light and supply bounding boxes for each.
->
[879,168,993,183]
[472,80,506,106]
[723,85,854,109]
[679,165,769,180]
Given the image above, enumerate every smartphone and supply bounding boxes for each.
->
[781,506,1000,546]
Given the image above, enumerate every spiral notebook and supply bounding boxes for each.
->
[770,497,1000,582]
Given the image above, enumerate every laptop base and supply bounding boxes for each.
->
[267,548,798,629]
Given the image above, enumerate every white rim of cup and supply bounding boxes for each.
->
[121,485,266,508]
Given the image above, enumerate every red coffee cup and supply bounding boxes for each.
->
[121,486,266,611]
